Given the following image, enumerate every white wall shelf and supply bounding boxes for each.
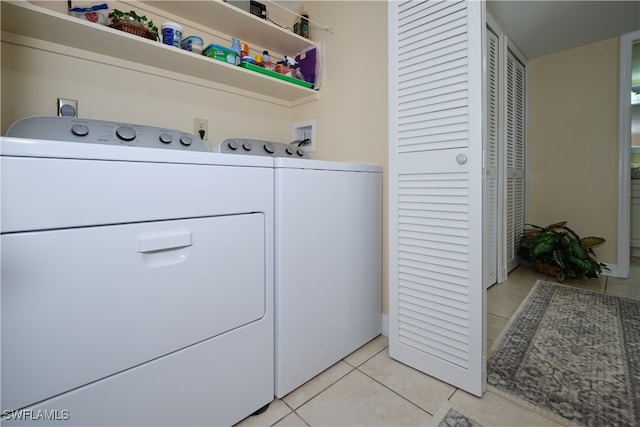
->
[140,1,315,55]
[0,1,317,105]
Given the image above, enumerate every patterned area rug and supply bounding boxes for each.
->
[430,402,490,427]
[487,280,640,427]
[436,409,484,427]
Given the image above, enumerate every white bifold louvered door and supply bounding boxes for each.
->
[388,0,485,397]
[505,49,526,272]
[485,26,499,287]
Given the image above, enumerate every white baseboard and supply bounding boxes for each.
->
[601,263,617,277]
[381,313,389,337]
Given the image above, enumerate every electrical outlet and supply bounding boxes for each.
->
[292,119,316,152]
[57,98,78,117]
[194,118,208,141]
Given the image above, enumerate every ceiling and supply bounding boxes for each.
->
[487,1,640,59]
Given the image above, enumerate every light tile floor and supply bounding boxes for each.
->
[236,258,639,427]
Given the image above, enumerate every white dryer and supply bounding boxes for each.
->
[1,117,274,426]
[212,139,382,398]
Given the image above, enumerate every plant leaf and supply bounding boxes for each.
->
[531,234,555,257]
[545,221,567,230]
[568,239,586,259]
[581,236,606,248]
[568,255,593,273]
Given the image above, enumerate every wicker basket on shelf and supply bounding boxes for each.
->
[109,21,157,41]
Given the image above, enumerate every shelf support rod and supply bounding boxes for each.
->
[265,1,334,34]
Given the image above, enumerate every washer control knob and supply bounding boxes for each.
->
[227,140,239,150]
[297,148,305,157]
[242,142,252,151]
[264,143,275,154]
[285,147,294,155]
[115,125,136,141]
[71,123,89,137]
[159,133,172,144]
[180,135,193,146]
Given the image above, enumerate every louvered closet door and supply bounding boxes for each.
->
[505,50,525,272]
[388,0,485,396]
[485,26,499,288]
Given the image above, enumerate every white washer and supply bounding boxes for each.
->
[274,157,382,397]
[1,117,274,426]
[212,139,382,398]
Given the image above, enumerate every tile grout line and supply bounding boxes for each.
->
[289,363,356,408]
[353,353,438,418]
[289,342,430,424]
[488,312,511,321]
[286,344,389,427]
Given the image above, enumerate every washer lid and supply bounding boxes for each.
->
[274,157,382,172]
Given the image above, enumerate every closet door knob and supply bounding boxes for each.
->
[456,153,468,165]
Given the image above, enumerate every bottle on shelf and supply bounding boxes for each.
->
[294,14,309,39]
[231,37,241,65]
[300,14,309,39]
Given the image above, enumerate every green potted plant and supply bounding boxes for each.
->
[518,221,607,282]
[108,9,159,41]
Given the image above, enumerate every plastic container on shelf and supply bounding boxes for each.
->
[260,61,276,71]
[276,64,292,77]
[68,3,108,25]
[181,35,204,54]
[240,42,249,58]
[161,21,183,47]
[238,62,313,89]
[241,56,257,65]
[203,44,237,65]
[231,38,241,65]
[231,38,240,54]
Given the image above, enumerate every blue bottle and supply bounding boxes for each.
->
[231,38,241,65]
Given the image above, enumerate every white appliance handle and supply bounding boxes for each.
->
[137,229,193,253]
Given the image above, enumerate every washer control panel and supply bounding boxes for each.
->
[212,138,309,158]
[6,116,209,152]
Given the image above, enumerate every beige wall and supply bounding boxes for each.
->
[1,2,390,312]
[527,37,619,264]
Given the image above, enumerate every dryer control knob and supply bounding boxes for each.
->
[264,143,275,154]
[159,133,173,144]
[227,140,239,150]
[71,123,89,137]
[285,147,294,155]
[180,135,192,146]
[115,125,136,141]
[242,142,253,151]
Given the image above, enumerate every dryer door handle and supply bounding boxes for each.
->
[137,229,193,253]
